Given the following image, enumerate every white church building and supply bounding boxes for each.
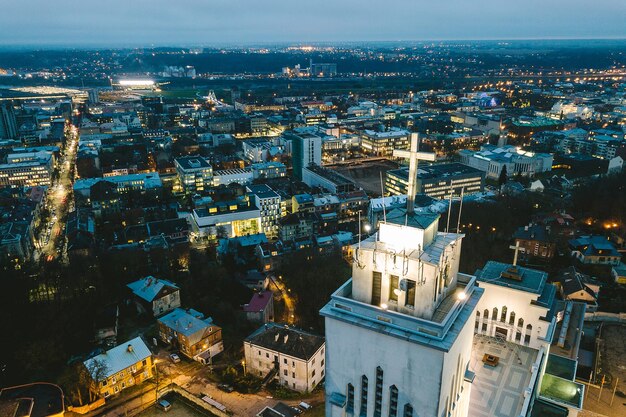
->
[321,135,585,417]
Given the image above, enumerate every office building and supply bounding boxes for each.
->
[247,184,283,239]
[0,101,17,140]
[288,131,322,181]
[385,162,485,199]
[174,155,213,193]
[459,145,553,179]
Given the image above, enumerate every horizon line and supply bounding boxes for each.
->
[1,37,626,50]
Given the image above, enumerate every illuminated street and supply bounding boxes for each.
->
[35,124,78,264]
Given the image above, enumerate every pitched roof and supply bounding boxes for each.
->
[127,276,179,302]
[83,336,151,380]
[245,323,324,361]
[243,291,273,312]
[158,308,219,346]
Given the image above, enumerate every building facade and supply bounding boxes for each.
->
[244,323,326,393]
[385,162,485,199]
[83,337,153,398]
[174,156,213,193]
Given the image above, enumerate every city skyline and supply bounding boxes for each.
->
[1,0,625,46]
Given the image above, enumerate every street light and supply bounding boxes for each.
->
[241,359,246,375]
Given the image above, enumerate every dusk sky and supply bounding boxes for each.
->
[2,0,625,46]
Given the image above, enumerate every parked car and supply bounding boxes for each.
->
[157,399,172,412]
[169,353,181,363]
[298,402,312,411]
[217,383,234,393]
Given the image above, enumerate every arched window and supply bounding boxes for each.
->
[509,311,516,326]
[389,385,398,417]
[484,309,489,320]
[347,384,355,412]
[492,307,498,323]
[360,376,368,416]
[524,324,533,345]
[518,318,524,328]
[374,367,383,417]
[501,306,507,323]
[403,403,414,417]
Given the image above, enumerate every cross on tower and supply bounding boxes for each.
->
[393,133,436,214]
[508,241,527,266]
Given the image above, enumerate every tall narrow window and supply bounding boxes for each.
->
[509,311,516,326]
[525,324,532,345]
[374,367,383,417]
[347,383,355,412]
[389,385,398,417]
[372,272,382,306]
[403,404,413,417]
[405,280,416,307]
[501,306,507,323]
[389,275,399,302]
[360,376,368,417]
[492,307,498,323]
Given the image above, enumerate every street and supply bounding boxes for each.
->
[34,124,79,264]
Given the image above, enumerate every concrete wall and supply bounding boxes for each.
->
[325,316,445,417]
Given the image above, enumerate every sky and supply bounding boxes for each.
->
[1,0,625,47]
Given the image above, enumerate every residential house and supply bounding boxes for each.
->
[512,223,556,261]
[556,267,599,312]
[243,290,275,323]
[127,276,181,317]
[158,308,224,364]
[569,236,622,266]
[244,323,326,393]
[83,337,153,398]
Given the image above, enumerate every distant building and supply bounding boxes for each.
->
[251,161,287,179]
[288,131,322,181]
[174,156,213,193]
[360,129,410,156]
[83,336,153,398]
[127,276,181,317]
[158,308,224,364]
[512,223,557,261]
[459,144,553,179]
[310,61,337,77]
[569,236,621,266]
[244,323,326,393]
[302,164,358,194]
[213,168,253,186]
[0,101,17,139]
[190,194,261,238]
[0,153,53,187]
[385,162,484,199]
[243,290,275,323]
[247,184,283,239]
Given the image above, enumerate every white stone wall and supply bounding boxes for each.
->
[325,316,446,417]
[244,342,325,393]
[473,282,552,351]
[351,237,462,321]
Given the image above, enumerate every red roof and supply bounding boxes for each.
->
[243,290,273,312]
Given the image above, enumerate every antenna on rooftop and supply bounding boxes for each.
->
[379,171,386,223]
[456,187,465,233]
[445,185,453,234]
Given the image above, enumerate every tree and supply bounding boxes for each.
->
[498,165,508,188]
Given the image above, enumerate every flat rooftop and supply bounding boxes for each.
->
[469,334,538,417]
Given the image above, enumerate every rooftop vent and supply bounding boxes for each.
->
[127,344,134,353]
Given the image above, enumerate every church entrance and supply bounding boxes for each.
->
[495,327,508,341]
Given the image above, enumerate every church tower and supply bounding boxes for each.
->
[321,135,484,417]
